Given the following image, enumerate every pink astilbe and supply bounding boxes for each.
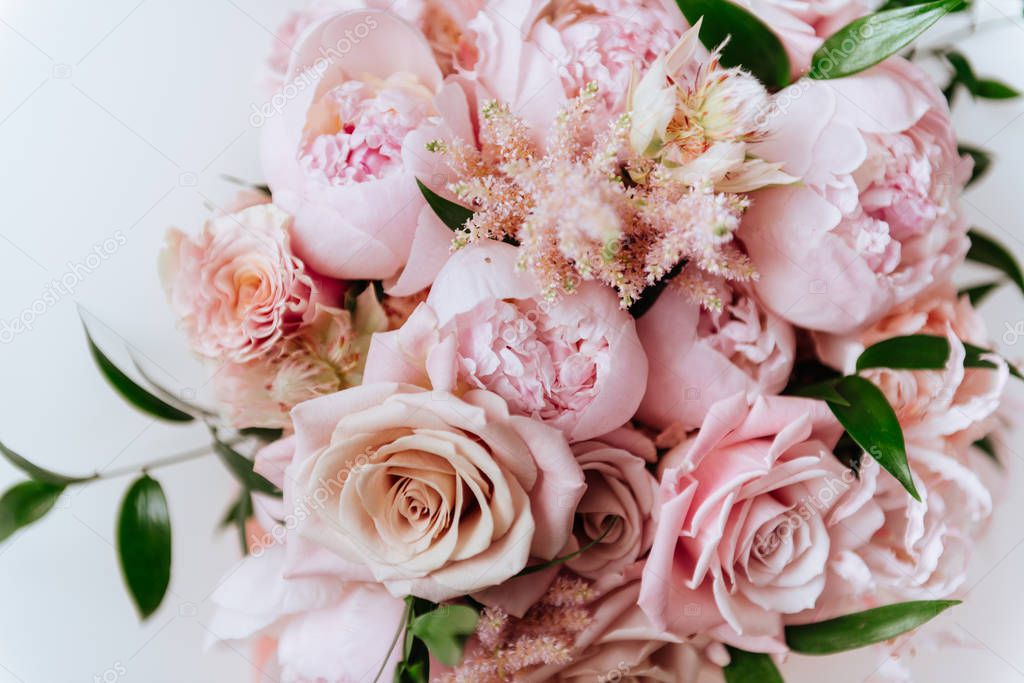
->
[440,574,595,682]
[429,84,754,309]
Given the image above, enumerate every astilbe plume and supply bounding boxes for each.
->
[429,83,755,310]
[439,574,595,682]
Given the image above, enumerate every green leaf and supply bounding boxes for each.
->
[855,334,951,372]
[117,475,172,619]
[212,438,281,497]
[959,145,992,187]
[675,0,791,88]
[959,280,1003,305]
[128,350,217,420]
[824,376,919,500]
[786,600,960,654]
[967,229,1024,296]
[0,481,64,543]
[409,605,480,667]
[628,260,687,318]
[0,440,92,486]
[723,647,785,683]
[792,379,850,406]
[518,516,620,576]
[416,179,474,232]
[974,78,1020,99]
[973,435,999,465]
[855,333,1022,380]
[238,427,285,443]
[219,490,254,554]
[82,322,194,423]
[810,0,964,80]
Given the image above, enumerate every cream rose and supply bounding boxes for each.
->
[286,383,586,601]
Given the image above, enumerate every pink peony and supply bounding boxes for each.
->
[282,382,585,602]
[208,543,405,682]
[534,0,685,109]
[640,393,881,646]
[363,240,649,441]
[815,283,1008,442]
[742,59,971,333]
[637,278,796,432]
[160,204,334,363]
[262,10,473,286]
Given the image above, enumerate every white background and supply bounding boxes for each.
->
[0,1,1022,681]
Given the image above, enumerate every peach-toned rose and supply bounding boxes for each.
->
[363,241,648,442]
[284,383,585,601]
[743,59,971,333]
[565,435,659,579]
[263,10,473,286]
[637,279,795,432]
[640,394,880,645]
[815,283,1007,442]
[160,204,334,363]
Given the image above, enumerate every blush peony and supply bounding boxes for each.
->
[742,59,971,333]
[363,240,648,441]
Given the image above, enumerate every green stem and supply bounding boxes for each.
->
[373,599,412,683]
[91,438,243,481]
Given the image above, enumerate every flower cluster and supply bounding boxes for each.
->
[149,2,1021,682]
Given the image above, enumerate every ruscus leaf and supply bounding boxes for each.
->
[786,600,960,654]
[0,481,65,543]
[117,475,172,619]
[722,647,785,682]
[810,0,964,80]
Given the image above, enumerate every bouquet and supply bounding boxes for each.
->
[3,0,1022,681]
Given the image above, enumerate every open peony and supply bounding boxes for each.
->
[160,204,333,363]
[263,9,472,286]
[742,59,972,333]
[282,382,585,602]
[363,241,648,441]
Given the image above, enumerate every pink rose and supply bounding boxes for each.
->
[363,241,648,441]
[263,10,472,286]
[208,544,406,682]
[742,59,971,333]
[637,278,796,432]
[640,394,881,644]
[815,284,1008,441]
[160,204,334,362]
[283,383,585,601]
[565,435,659,579]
